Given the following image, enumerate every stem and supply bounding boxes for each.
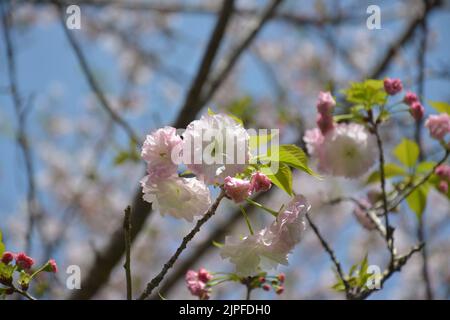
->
[240,205,254,235]
[246,198,278,217]
[246,284,252,300]
[372,123,395,262]
[123,206,132,300]
[138,190,226,300]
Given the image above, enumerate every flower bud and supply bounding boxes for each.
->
[384,78,403,95]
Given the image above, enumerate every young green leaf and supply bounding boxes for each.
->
[0,230,4,256]
[428,100,450,115]
[261,163,293,196]
[393,139,419,168]
[366,163,407,184]
[406,184,429,219]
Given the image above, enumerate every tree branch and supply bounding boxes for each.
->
[138,190,226,300]
[123,206,132,300]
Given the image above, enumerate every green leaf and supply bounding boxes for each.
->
[366,163,407,184]
[260,144,318,177]
[416,161,436,174]
[428,100,450,115]
[249,132,274,151]
[212,241,224,248]
[342,79,387,108]
[0,230,4,256]
[18,270,31,288]
[207,107,215,116]
[406,185,429,218]
[261,163,293,196]
[393,139,419,168]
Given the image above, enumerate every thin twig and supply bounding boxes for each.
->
[123,206,132,300]
[174,0,235,128]
[305,212,351,297]
[1,2,39,254]
[372,123,395,262]
[355,243,424,300]
[53,0,140,144]
[138,190,226,300]
[198,0,284,106]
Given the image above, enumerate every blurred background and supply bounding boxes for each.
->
[0,0,449,299]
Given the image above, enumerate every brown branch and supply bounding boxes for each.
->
[372,122,395,263]
[174,0,235,128]
[368,0,441,79]
[198,0,284,107]
[305,212,351,298]
[138,190,226,300]
[53,1,140,144]
[1,2,40,254]
[123,206,132,300]
[355,243,424,300]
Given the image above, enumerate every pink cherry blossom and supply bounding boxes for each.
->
[198,268,213,283]
[220,195,311,276]
[316,113,334,135]
[404,91,419,105]
[352,199,376,231]
[383,78,403,95]
[435,164,450,180]
[185,269,210,300]
[316,91,335,115]
[1,251,15,265]
[250,172,272,193]
[438,180,448,194]
[224,176,252,203]
[410,102,424,121]
[183,113,250,185]
[141,175,211,221]
[141,126,182,182]
[303,128,324,159]
[15,252,34,270]
[317,123,377,178]
[425,113,450,140]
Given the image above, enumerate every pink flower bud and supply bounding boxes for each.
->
[185,269,210,300]
[277,273,285,283]
[425,113,450,140]
[276,286,284,295]
[404,91,419,105]
[1,251,14,265]
[15,252,34,270]
[410,102,424,121]
[316,113,334,135]
[435,165,450,180]
[197,268,212,283]
[316,91,335,115]
[439,180,448,194]
[250,172,272,193]
[384,78,403,95]
[44,259,58,273]
[224,176,252,203]
[262,284,271,291]
[258,276,266,283]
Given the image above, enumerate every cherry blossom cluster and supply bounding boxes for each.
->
[220,195,310,276]
[140,113,253,221]
[1,251,57,296]
[303,92,377,178]
[185,267,213,300]
[223,172,272,203]
[185,267,286,299]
